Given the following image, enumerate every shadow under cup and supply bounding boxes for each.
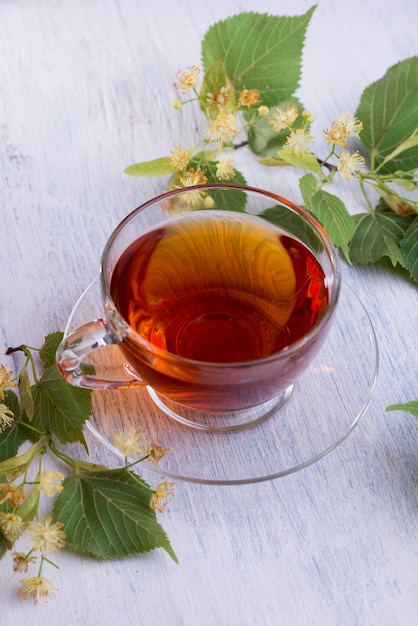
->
[58,184,341,432]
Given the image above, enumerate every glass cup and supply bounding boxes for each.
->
[56,184,341,432]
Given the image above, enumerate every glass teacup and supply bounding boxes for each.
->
[56,184,341,431]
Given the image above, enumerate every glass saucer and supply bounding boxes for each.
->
[75,278,378,485]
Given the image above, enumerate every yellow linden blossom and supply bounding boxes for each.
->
[29,516,66,553]
[284,129,314,154]
[169,145,189,172]
[0,403,14,432]
[206,113,237,145]
[178,166,208,188]
[323,112,363,147]
[150,481,174,513]
[113,427,147,458]
[337,150,366,180]
[258,105,269,116]
[12,551,37,574]
[148,442,170,466]
[238,88,261,109]
[173,98,182,110]
[0,512,27,542]
[173,65,200,94]
[206,86,230,108]
[268,105,299,133]
[0,482,25,508]
[39,471,65,497]
[19,576,57,603]
[216,157,236,181]
[0,364,16,400]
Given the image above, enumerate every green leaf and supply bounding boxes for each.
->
[400,217,418,282]
[124,157,174,178]
[349,210,413,266]
[355,57,418,173]
[386,401,418,418]
[299,172,318,202]
[40,332,64,368]
[0,391,28,461]
[246,97,306,156]
[30,365,91,447]
[300,177,355,261]
[52,469,177,562]
[201,7,316,108]
[199,57,236,119]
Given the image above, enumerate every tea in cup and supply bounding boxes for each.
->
[56,184,341,431]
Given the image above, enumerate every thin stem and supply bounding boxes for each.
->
[358,176,376,215]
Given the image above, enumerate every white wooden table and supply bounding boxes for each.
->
[1,0,417,624]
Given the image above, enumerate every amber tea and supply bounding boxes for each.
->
[110,211,329,367]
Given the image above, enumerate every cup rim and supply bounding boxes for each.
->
[100,183,342,370]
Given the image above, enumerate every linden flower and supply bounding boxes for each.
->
[258,105,269,116]
[0,364,16,400]
[268,105,299,133]
[206,113,237,145]
[12,551,37,574]
[29,516,66,553]
[284,128,314,154]
[0,512,27,542]
[19,576,57,603]
[216,157,236,181]
[169,145,189,172]
[148,442,170,466]
[113,427,147,458]
[206,86,230,108]
[173,65,200,94]
[39,470,65,497]
[238,88,261,109]
[150,481,174,513]
[337,150,366,180]
[323,112,363,147]
[0,482,26,508]
[339,111,363,138]
[0,403,14,432]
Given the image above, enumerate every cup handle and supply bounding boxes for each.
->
[56,318,144,390]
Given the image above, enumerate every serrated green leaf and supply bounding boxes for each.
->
[201,8,316,108]
[300,182,355,262]
[18,367,34,421]
[0,391,28,461]
[199,57,236,120]
[30,365,91,447]
[355,57,418,173]
[52,469,177,562]
[124,157,174,178]
[246,97,306,156]
[386,401,418,418]
[349,210,413,266]
[40,332,64,368]
[299,173,318,202]
[400,217,418,282]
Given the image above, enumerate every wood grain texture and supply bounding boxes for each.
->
[1,0,417,624]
